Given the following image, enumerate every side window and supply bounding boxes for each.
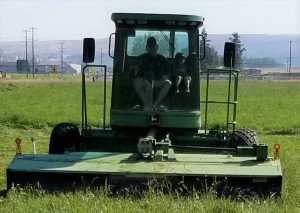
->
[174,32,189,57]
[127,31,146,56]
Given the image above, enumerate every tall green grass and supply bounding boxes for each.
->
[201,80,300,132]
[0,81,111,128]
[6,73,82,81]
[0,188,289,213]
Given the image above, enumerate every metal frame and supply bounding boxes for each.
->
[201,68,239,134]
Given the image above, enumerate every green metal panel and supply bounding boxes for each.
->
[159,111,201,128]
[111,13,204,24]
[110,110,201,128]
[8,152,282,178]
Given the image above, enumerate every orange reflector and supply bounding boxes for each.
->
[15,138,22,145]
[274,143,280,160]
[274,143,281,150]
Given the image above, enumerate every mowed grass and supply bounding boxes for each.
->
[200,80,300,132]
[0,80,111,128]
[0,78,300,212]
[1,79,299,131]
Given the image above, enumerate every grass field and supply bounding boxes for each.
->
[0,76,300,212]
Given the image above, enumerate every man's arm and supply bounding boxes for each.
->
[129,54,144,76]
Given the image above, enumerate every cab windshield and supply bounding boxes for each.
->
[111,28,199,112]
[127,30,189,58]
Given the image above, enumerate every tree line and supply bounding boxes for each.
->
[200,29,282,70]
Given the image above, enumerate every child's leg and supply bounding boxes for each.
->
[175,76,182,93]
[184,76,191,92]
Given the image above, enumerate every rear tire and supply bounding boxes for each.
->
[232,128,259,147]
[49,123,81,154]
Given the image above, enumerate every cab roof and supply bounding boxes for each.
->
[111,13,204,28]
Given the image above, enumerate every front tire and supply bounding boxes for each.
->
[231,128,259,147]
[49,123,81,154]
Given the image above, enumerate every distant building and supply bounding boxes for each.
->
[242,68,262,76]
[0,61,17,72]
[0,60,79,75]
[37,60,77,74]
[69,63,81,74]
[17,60,29,72]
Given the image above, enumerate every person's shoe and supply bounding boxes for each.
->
[175,89,179,94]
[155,105,167,111]
[185,89,190,93]
[131,104,141,111]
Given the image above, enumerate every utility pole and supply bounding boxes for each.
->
[289,40,292,74]
[24,29,29,78]
[59,42,66,76]
[30,27,37,78]
[100,48,103,65]
[100,48,103,76]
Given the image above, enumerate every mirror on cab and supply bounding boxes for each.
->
[224,42,235,68]
[83,38,95,63]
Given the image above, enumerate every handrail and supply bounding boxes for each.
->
[82,64,107,131]
[201,68,239,134]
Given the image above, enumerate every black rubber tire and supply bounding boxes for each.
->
[232,128,259,147]
[49,123,81,154]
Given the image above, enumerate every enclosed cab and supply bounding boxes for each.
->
[109,13,204,130]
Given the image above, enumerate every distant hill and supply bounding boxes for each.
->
[0,39,112,65]
[208,34,300,67]
[1,34,299,68]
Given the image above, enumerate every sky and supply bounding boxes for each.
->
[0,0,299,41]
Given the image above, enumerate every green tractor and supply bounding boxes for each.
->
[7,13,282,196]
